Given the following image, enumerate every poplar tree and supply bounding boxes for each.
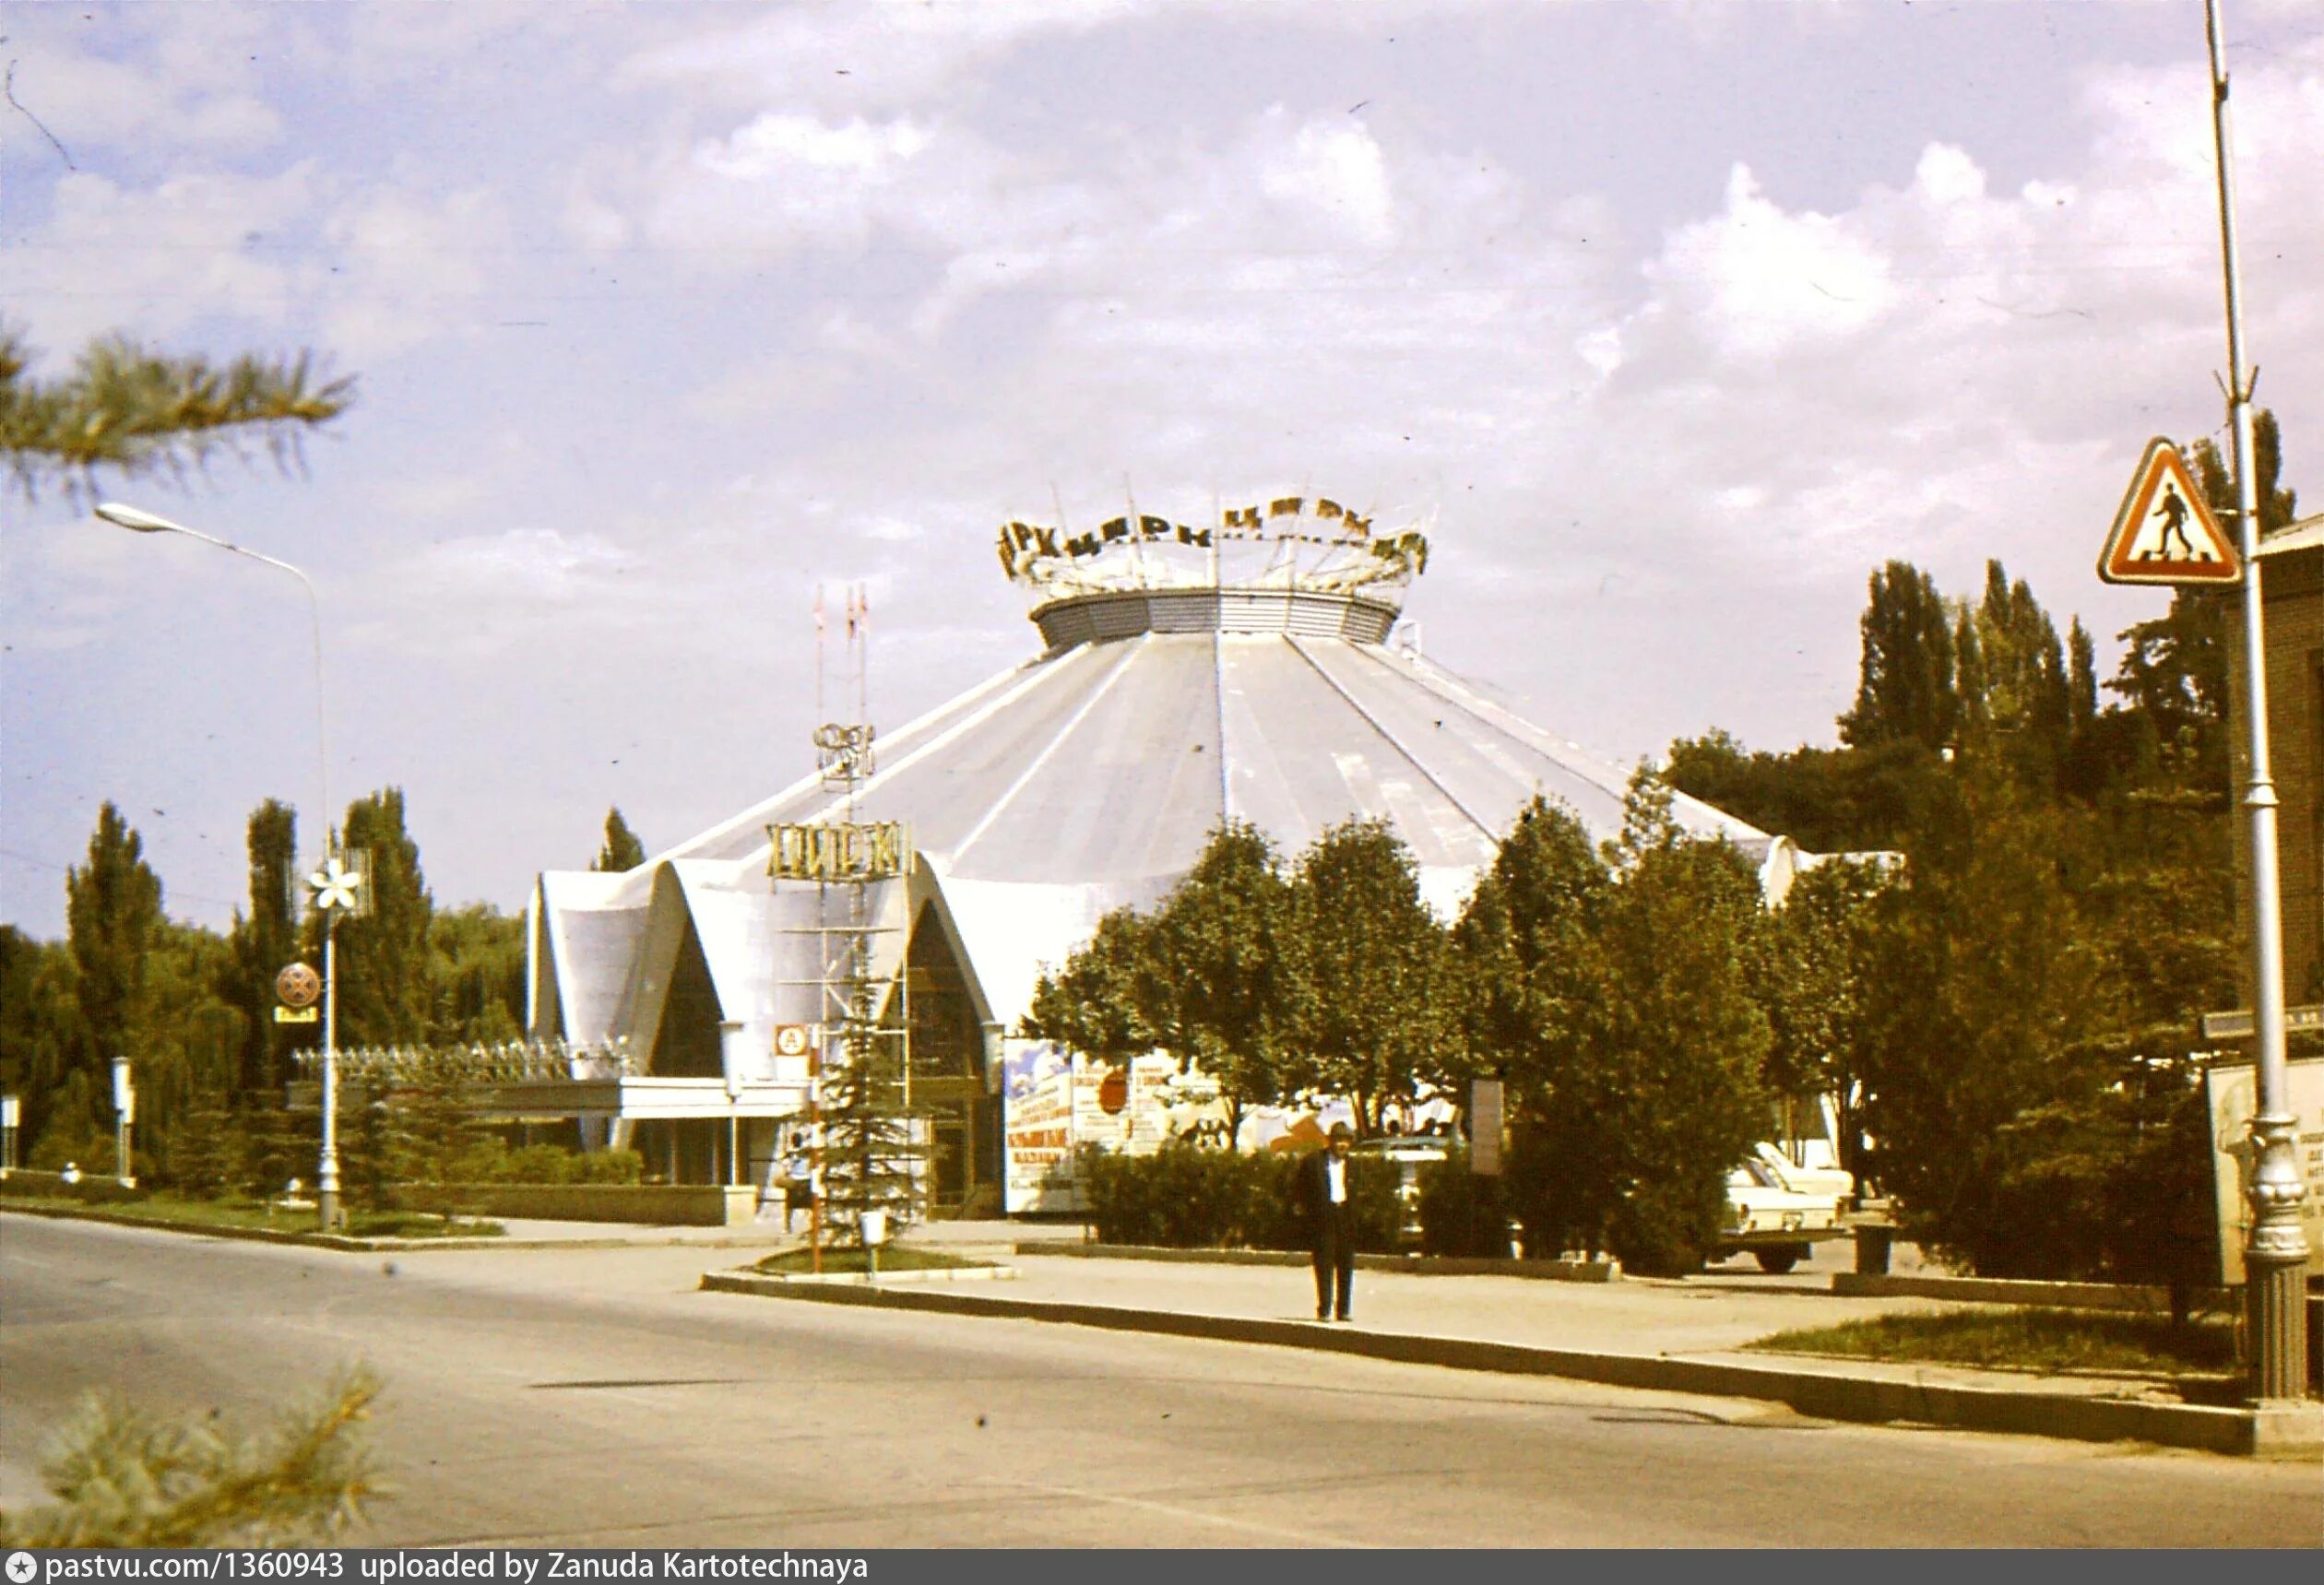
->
[593,809,646,872]
[1838,561,1958,752]
[333,790,433,1047]
[65,802,163,1081]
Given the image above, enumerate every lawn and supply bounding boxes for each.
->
[1745,1307,2238,1378]
[753,1245,990,1275]
[2,1193,504,1239]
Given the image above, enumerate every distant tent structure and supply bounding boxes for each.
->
[527,496,1796,1210]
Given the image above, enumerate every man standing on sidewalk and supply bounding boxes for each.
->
[1298,1124,1356,1321]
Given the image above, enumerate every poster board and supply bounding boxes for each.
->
[2202,1055,2324,1285]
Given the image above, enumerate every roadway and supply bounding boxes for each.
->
[1,1215,2316,1548]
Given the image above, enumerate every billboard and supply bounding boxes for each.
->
[1001,1041,1458,1212]
[2202,1055,2324,1285]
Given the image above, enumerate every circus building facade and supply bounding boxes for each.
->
[526,495,1814,1215]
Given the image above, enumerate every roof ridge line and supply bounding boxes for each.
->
[1281,633,1499,842]
[649,652,1047,864]
[951,633,1156,866]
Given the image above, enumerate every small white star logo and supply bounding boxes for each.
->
[8,1550,40,1584]
[309,854,364,912]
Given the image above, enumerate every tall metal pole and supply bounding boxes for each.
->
[319,914,341,1229]
[2206,0,2310,1402]
[92,503,343,1232]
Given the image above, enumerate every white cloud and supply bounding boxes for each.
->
[318,184,514,360]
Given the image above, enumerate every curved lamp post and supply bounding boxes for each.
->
[92,502,346,1231]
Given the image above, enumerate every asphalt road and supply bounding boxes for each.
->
[2,1215,2316,1548]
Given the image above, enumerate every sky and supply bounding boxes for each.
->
[5,0,2322,941]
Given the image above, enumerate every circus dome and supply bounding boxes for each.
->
[524,497,1790,1204]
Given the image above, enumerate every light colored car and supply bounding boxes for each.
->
[1714,1154,1851,1272]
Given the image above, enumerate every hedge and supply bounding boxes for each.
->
[1076,1144,1399,1251]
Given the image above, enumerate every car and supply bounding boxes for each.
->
[1714,1153,1852,1272]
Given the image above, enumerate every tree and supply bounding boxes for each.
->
[333,790,433,1047]
[230,799,304,1095]
[1756,858,1890,1184]
[428,905,526,1046]
[1838,561,1958,752]
[1452,798,1615,1256]
[1285,821,1459,1137]
[1858,767,2112,1275]
[1452,798,1609,1099]
[1144,822,1300,1142]
[1024,908,1168,1066]
[0,1368,380,1548]
[65,803,163,1077]
[593,808,646,873]
[1,322,353,503]
[1588,775,1773,1272]
[0,927,86,1159]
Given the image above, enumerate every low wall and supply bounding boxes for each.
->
[389,1183,759,1226]
[0,1168,148,1205]
[1026,1242,1620,1283]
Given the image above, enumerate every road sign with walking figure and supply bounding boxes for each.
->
[2098,437,2240,586]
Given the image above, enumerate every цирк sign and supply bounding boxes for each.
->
[766,821,911,883]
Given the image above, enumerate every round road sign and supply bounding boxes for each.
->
[276,962,321,1010]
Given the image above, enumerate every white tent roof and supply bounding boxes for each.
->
[530,586,1777,1066]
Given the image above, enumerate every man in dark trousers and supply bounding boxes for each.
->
[1298,1123,1358,1321]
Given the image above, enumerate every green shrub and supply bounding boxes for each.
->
[1077,1144,1397,1251]
[1417,1152,1513,1257]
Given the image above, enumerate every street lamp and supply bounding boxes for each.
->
[92,502,346,1231]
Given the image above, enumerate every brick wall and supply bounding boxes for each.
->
[2228,548,2324,1005]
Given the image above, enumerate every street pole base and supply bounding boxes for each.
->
[2245,1250,2313,1403]
[315,1189,345,1233]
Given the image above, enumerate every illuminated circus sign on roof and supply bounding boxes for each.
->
[995,492,1432,604]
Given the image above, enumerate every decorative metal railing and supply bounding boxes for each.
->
[291,1037,636,1086]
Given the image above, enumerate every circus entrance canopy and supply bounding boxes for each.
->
[527,494,1796,1201]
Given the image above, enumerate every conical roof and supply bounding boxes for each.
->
[529,515,1781,1075]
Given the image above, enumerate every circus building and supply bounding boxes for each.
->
[525,496,1813,1215]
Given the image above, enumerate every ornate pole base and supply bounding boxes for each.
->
[2244,1111,2314,1403]
[315,1187,344,1234]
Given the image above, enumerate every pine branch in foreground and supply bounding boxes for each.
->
[0,1366,384,1548]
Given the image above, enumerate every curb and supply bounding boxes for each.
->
[695,1273,2324,1459]
[1021,1243,1620,1283]
[710,1265,1019,1289]
[0,1202,780,1254]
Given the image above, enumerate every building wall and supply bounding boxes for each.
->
[2229,548,2324,1007]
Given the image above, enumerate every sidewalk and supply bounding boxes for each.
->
[702,1242,2324,1459]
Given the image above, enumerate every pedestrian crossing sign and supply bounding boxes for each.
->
[2099,437,2240,586]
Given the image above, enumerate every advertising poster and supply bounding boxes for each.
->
[1002,1039,1079,1213]
[2202,1055,2324,1284]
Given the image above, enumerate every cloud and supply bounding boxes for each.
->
[615,2,1148,113]
[317,183,515,360]
[0,12,284,161]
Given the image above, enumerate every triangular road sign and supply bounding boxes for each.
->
[2098,437,2240,586]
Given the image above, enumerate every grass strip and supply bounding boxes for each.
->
[1745,1307,2236,1377]
[753,1245,990,1275]
[3,1193,504,1239]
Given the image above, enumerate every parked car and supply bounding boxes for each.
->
[1713,1153,1852,1272]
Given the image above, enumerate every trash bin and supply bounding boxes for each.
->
[1854,1224,1894,1276]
